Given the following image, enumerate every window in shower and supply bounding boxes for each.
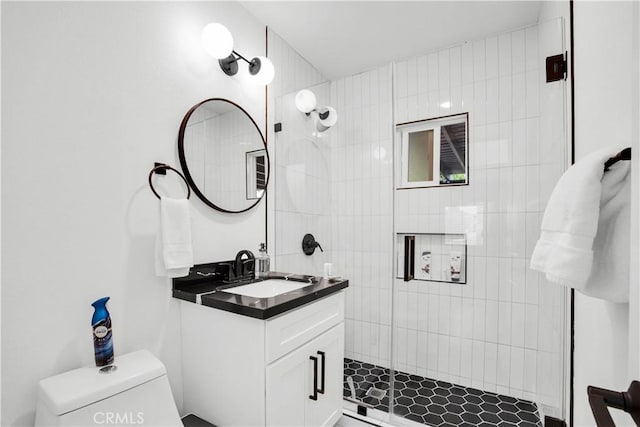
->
[396,113,468,189]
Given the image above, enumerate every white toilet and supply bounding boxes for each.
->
[35,350,182,426]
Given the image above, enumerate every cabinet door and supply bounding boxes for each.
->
[266,323,344,427]
[306,323,344,427]
[265,336,313,427]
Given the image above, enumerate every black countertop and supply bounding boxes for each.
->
[173,270,348,320]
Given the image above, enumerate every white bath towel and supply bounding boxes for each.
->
[155,197,193,278]
[530,147,630,302]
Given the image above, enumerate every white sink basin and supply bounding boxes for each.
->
[224,279,312,298]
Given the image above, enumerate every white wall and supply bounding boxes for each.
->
[2,2,268,425]
[573,2,638,426]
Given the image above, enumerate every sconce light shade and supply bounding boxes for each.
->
[316,106,338,132]
[250,56,275,85]
[295,89,317,113]
[202,23,234,59]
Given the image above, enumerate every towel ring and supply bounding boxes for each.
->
[148,164,191,200]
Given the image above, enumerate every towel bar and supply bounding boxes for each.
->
[148,163,191,200]
[604,147,631,171]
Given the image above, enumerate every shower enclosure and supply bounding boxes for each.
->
[270,16,568,426]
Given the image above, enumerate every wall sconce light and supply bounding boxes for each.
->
[295,89,338,132]
[202,22,275,85]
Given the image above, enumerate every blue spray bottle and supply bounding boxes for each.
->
[91,297,114,366]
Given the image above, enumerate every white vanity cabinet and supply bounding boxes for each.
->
[180,291,345,427]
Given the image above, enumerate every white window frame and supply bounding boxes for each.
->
[396,113,468,189]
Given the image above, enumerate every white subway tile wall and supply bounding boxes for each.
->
[392,23,566,414]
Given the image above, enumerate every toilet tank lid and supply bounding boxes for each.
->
[37,350,167,416]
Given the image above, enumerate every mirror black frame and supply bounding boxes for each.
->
[178,98,270,213]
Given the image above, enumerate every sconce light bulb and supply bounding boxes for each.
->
[250,56,275,85]
[295,89,317,113]
[202,23,234,59]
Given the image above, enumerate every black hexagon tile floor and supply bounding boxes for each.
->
[344,358,542,427]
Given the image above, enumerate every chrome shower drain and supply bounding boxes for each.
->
[365,387,387,400]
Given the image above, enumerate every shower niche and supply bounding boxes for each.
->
[396,233,467,284]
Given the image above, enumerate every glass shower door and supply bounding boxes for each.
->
[390,17,568,426]
[273,69,396,422]
[331,64,396,423]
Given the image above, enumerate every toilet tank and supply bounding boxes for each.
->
[35,350,182,427]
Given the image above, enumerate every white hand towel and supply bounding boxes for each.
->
[155,197,193,278]
[530,147,628,295]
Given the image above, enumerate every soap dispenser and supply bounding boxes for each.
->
[256,243,270,278]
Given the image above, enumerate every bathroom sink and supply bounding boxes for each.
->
[224,279,312,298]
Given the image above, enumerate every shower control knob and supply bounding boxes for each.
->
[302,234,323,256]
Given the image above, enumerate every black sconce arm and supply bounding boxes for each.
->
[230,50,250,64]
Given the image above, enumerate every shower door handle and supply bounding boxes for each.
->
[403,235,415,281]
[317,351,325,394]
[309,355,318,401]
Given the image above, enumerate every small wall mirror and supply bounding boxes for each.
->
[178,98,269,213]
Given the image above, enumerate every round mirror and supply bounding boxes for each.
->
[178,98,269,213]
